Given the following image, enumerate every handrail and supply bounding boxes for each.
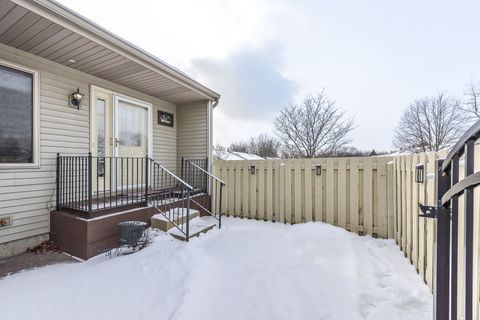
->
[153,160,194,190]
[189,161,225,185]
[441,119,480,172]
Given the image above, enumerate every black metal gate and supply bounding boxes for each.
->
[421,120,480,320]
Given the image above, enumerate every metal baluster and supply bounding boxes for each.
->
[88,153,93,214]
[219,183,223,229]
[121,158,124,205]
[96,157,99,210]
[115,157,118,207]
[136,158,139,204]
[109,157,112,209]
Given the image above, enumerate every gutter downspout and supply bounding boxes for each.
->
[212,98,220,109]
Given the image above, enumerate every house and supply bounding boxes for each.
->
[0,0,222,259]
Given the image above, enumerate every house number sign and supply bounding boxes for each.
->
[158,111,174,127]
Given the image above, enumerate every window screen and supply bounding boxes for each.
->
[0,65,33,163]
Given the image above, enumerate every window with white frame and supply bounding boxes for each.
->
[0,63,37,165]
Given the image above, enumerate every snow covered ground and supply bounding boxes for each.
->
[1,218,432,320]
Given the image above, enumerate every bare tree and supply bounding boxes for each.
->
[461,81,480,119]
[394,93,468,152]
[249,134,281,158]
[213,144,227,159]
[273,91,354,158]
[228,141,249,153]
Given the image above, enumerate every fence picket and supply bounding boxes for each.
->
[250,161,257,219]
[377,157,388,238]
[266,161,273,221]
[349,158,359,233]
[304,159,313,222]
[294,160,302,224]
[406,155,412,260]
[285,160,292,224]
[279,161,285,223]
[326,158,335,225]
[314,160,323,222]
[363,157,373,236]
[234,161,241,217]
[411,154,419,268]
[337,158,347,229]
[258,161,265,220]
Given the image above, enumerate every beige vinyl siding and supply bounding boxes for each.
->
[153,104,177,172]
[176,101,209,161]
[0,43,178,245]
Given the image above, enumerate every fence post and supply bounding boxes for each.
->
[56,153,60,211]
[434,159,451,320]
[145,155,149,204]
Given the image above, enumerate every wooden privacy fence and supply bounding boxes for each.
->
[213,157,396,238]
[392,150,448,289]
[212,152,444,290]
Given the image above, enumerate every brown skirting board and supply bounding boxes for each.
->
[50,195,210,260]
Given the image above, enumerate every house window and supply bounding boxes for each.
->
[0,64,37,165]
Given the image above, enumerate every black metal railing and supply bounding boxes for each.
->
[184,160,225,228]
[56,153,150,215]
[149,159,193,240]
[56,154,223,239]
[181,157,208,194]
[419,119,480,320]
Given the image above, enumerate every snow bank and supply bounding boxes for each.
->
[0,218,432,320]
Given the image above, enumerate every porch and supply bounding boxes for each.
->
[51,155,224,259]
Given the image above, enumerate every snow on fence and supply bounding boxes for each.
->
[212,152,443,290]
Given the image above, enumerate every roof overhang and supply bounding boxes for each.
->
[0,0,220,105]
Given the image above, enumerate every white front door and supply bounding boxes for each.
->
[113,95,152,191]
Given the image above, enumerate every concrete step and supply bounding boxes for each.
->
[151,208,199,232]
[169,216,218,241]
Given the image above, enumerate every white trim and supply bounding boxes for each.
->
[0,58,40,169]
[113,94,153,159]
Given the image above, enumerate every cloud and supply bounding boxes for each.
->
[191,43,298,120]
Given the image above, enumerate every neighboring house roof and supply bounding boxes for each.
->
[1,0,220,105]
[213,150,265,160]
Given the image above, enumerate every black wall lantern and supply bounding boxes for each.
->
[69,88,84,109]
[415,164,424,183]
[250,165,256,174]
[315,164,322,176]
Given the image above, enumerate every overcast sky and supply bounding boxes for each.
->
[58,0,480,151]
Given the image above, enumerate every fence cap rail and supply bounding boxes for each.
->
[189,161,225,185]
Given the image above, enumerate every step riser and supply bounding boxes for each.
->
[151,210,199,232]
[170,224,216,241]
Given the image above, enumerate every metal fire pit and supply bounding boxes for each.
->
[118,221,147,247]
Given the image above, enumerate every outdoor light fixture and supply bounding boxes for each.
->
[415,164,424,183]
[315,164,322,175]
[250,165,256,174]
[69,88,84,109]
